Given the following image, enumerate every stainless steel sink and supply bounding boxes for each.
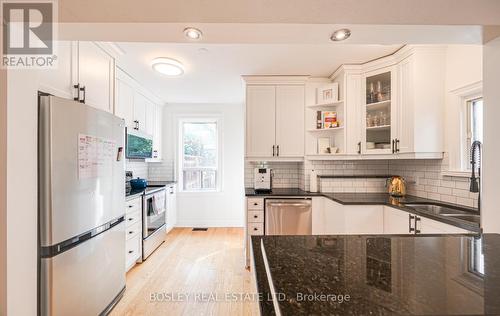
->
[403,203,470,216]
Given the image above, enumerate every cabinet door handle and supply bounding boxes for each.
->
[73,84,80,101]
[392,139,395,154]
[128,231,134,234]
[133,120,139,130]
[79,86,86,104]
[409,214,415,233]
[276,145,280,156]
[254,215,258,218]
[128,250,134,254]
[128,217,133,221]
[253,202,258,206]
[128,205,133,208]
[272,145,275,156]
[357,142,361,154]
[253,227,258,231]
[396,139,400,153]
[415,216,421,234]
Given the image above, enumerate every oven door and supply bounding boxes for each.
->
[143,190,166,239]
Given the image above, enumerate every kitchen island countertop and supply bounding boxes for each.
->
[252,233,500,316]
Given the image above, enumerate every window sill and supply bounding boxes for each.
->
[442,170,472,178]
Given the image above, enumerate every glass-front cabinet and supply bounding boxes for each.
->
[362,67,396,154]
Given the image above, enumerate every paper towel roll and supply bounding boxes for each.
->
[310,169,318,192]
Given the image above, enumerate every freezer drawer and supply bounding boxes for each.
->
[40,222,126,316]
[265,199,312,235]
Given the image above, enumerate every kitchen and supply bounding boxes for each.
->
[2,3,500,316]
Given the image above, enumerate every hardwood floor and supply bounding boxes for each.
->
[111,228,260,316]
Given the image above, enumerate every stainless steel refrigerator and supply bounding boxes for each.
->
[38,95,126,316]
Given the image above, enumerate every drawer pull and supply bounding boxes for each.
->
[128,231,134,234]
[128,218,133,221]
[128,205,133,208]
[253,203,258,206]
[254,215,258,218]
[253,227,258,231]
[128,250,134,254]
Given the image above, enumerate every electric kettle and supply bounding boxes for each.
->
[386,176,406,197]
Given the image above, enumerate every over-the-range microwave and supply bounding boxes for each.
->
[125,128,153,159]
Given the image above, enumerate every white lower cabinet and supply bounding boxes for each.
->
[125,196,143,271]
[245,198,264,267]
[314,198,383,234]
[383,206,413,234]
[315,198,472,235]
[166,184,177,233]
[418,216,471,234]
[344,205,384,234]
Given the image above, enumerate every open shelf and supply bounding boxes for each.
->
[366,125,391,131]
[307,100,344,108]
[366,100,391,111]
[307,126,344,132]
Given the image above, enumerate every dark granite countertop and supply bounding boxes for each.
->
[245,189,480,233]
[252,234,500,316]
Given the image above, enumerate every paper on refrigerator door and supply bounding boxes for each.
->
[78,134,116,179]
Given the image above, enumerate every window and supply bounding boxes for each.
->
[465,97,483,169]
[469,237,484,276]
[179,119,219,192]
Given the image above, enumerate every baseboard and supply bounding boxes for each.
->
[175,220,244,228]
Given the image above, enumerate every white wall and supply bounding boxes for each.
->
[482,36,500,233]
[6,69,40,316]
[444,45,483,171]
[163,103,245,227]
[0,61,7,316]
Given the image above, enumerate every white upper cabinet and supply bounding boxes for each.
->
[76,41,115,113]
[114,68,163,160]
[38,41,115,113]
[152,104,163,160]
[145,101,156,136]
[38,41,75,99]
[361,66,397,155]
[329,45,446,160]
[115,79,135,127]
[395,47,446,156]
[244,76,307,160]
[275,85,305,157]
[245,85,277,158]
[133,92,148,133]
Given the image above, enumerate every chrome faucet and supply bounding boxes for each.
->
[469,140,482,212]
[470,141,482,193]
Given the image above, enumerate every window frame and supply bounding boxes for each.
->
[443,81,482,177]
[462,93,484,172]
[177,117,222,193]
[462,94,483,171]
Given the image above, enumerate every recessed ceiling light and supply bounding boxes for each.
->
[151,57,184,76]
[184,27,203,40]
[330,28,351,42]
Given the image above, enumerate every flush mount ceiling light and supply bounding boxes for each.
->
[151,57,184,76]
[330,28,351,42]
[184,27,203,40]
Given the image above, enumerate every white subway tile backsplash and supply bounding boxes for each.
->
[244,154,478,208]
[126,160,148,179]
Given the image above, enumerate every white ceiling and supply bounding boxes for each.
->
[114,42,400,104]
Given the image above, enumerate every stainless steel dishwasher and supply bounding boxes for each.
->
[265,199,312,235]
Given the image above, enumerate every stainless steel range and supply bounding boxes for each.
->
[142,187,167,260]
